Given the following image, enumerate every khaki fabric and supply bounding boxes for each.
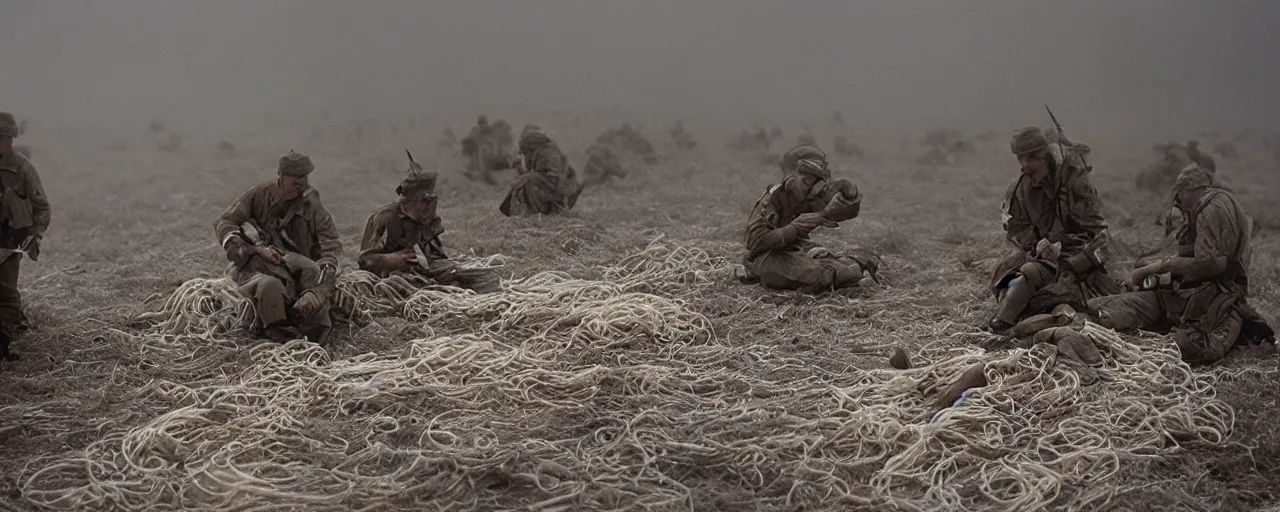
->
[992,149,1117,321]
[214,183,342,341]
[1088,187,1272,363]
[500,137,582,216]
[741,179,868,292]
[360,201,499,293]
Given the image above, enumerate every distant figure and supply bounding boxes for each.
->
[1091,165,1274,363]
[1186,140,1217,173]
[741,145,878,292]
[669,120,697,150]
[596,124,658,164]
[214,151,341,344]
[460,116,516,184]
[582,144,625,187]
[500,130,583,216]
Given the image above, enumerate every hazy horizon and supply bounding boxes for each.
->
[4,1,1277,145]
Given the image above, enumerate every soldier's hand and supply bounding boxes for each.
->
[19,236,40,262]
[254,246,282,265]
[1037,241,1061,261]
[388,251,417,270]
[791,212,827,235]
[1129,261,1162,287]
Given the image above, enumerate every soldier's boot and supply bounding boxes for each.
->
[991,276,1033,331]
[831,263,867,290]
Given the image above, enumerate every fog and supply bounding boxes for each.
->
[3,0,1278,144]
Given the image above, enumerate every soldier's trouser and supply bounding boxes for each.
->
[993,260,1057,325]
[236,273,332,344]
[1088,291,1241,363]
[752,252,863,293]
[0,256,21,338]
[281,252,322,291]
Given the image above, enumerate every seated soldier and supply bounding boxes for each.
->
[1089,165,1274,363]
[499,129,583,216]
[741,145,879,292]
[989,127,1118,332]
[215,151,341,343]
[359,161,500,293]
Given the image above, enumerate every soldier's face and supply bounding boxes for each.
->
[788,174,820,201]
[0,136,12,153]
[278,175,308,200]
[1175,187,1203,211]
[1017,150,1049,177]
[402,198,437,223]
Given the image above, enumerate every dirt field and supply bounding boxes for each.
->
[1,117,1278,511]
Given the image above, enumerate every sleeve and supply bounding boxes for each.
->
[1164,199,1235,282]
[303,199,342,303]
[356,211,394,275]
[743,199,799,257]
[310,200,342,268]
[1001,181,1036,253]
[1064,170,1108,246]
[214,187,257,265]
[23,162,51,238]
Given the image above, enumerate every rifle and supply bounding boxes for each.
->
[1044,104,1089,170]
[406,149,420,170]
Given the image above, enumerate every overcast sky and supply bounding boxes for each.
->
[3,1,1277,141]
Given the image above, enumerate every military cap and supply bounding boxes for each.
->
[1173,164,1214,194]
[0,112,18,138]
[397,164,438,200]
[278,150,315,177]
[780,145,830,180]
[1010,126,1049,155]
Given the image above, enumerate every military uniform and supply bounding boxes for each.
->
[213,152,342,343]
[1090,166,1273,363]
[359,166,499,293]
[990,127,1118,327]
[742,145,875,292]
[500,131,583,216]
[0,112,51,341]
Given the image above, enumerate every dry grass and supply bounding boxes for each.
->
[1,118,1278,511]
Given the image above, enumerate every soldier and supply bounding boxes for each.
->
[989,127,1118,332]
[0,112,51,360]
[581,143,625,187]
[358,159,500,293]
[670,120,697,150]
[214,151,342,344]
[1185,140,1217,173]
[461,116,496,184]
[1089,165,1274,363]
[499,129,583,216]
[741,145,878,292]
